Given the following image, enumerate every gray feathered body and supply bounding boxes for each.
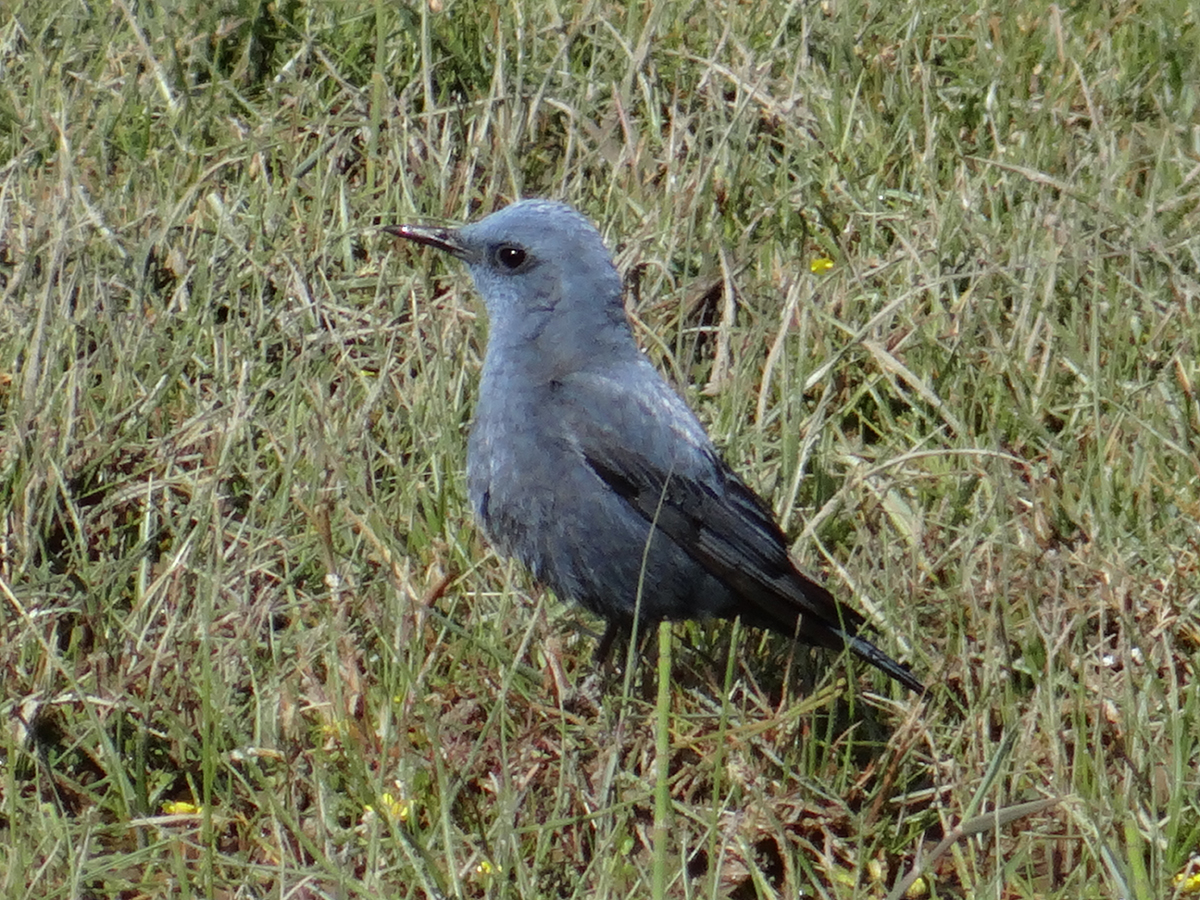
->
[469,342,741,626]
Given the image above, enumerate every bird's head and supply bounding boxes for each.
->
[386,200,629,350]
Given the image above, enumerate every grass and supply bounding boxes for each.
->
[2,0,1198,897]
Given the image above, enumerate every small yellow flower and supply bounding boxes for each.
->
[1176,868,1200,893]
[475,860,502,878]
[370,792,411,822]
[810,257,834,274]
[321,720,348,739]
[866,857,883,883]
[905,875,929,898]
[162,801,203,816]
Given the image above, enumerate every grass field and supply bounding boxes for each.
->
[3,1,1199,897]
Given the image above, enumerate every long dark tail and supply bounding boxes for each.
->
[842,630,925,693]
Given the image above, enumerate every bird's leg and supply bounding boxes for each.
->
[593,620,625,666]
[558,620,625,713]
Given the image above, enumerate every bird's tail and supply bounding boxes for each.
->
[842,631,925,694]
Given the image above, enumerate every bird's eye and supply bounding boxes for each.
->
[494,245,527,270]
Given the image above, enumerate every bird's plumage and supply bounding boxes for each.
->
[387,200,922,693]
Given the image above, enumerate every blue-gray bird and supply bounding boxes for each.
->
[385,200,923,693]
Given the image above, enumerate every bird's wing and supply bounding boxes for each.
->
[565,368,864,646]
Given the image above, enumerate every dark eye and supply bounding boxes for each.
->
[494,245,527,270]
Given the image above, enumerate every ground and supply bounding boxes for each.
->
[2,1,1198,897]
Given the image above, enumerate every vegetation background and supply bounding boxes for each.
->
[2,0,1198,897]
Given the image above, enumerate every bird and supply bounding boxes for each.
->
[384,200,923,693]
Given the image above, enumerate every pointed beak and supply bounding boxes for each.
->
[382,223,476,263]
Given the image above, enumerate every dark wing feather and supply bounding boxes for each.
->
[579,436,924,692]
[580,440,861,647]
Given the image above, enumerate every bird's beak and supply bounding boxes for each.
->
[382,224,475,262]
